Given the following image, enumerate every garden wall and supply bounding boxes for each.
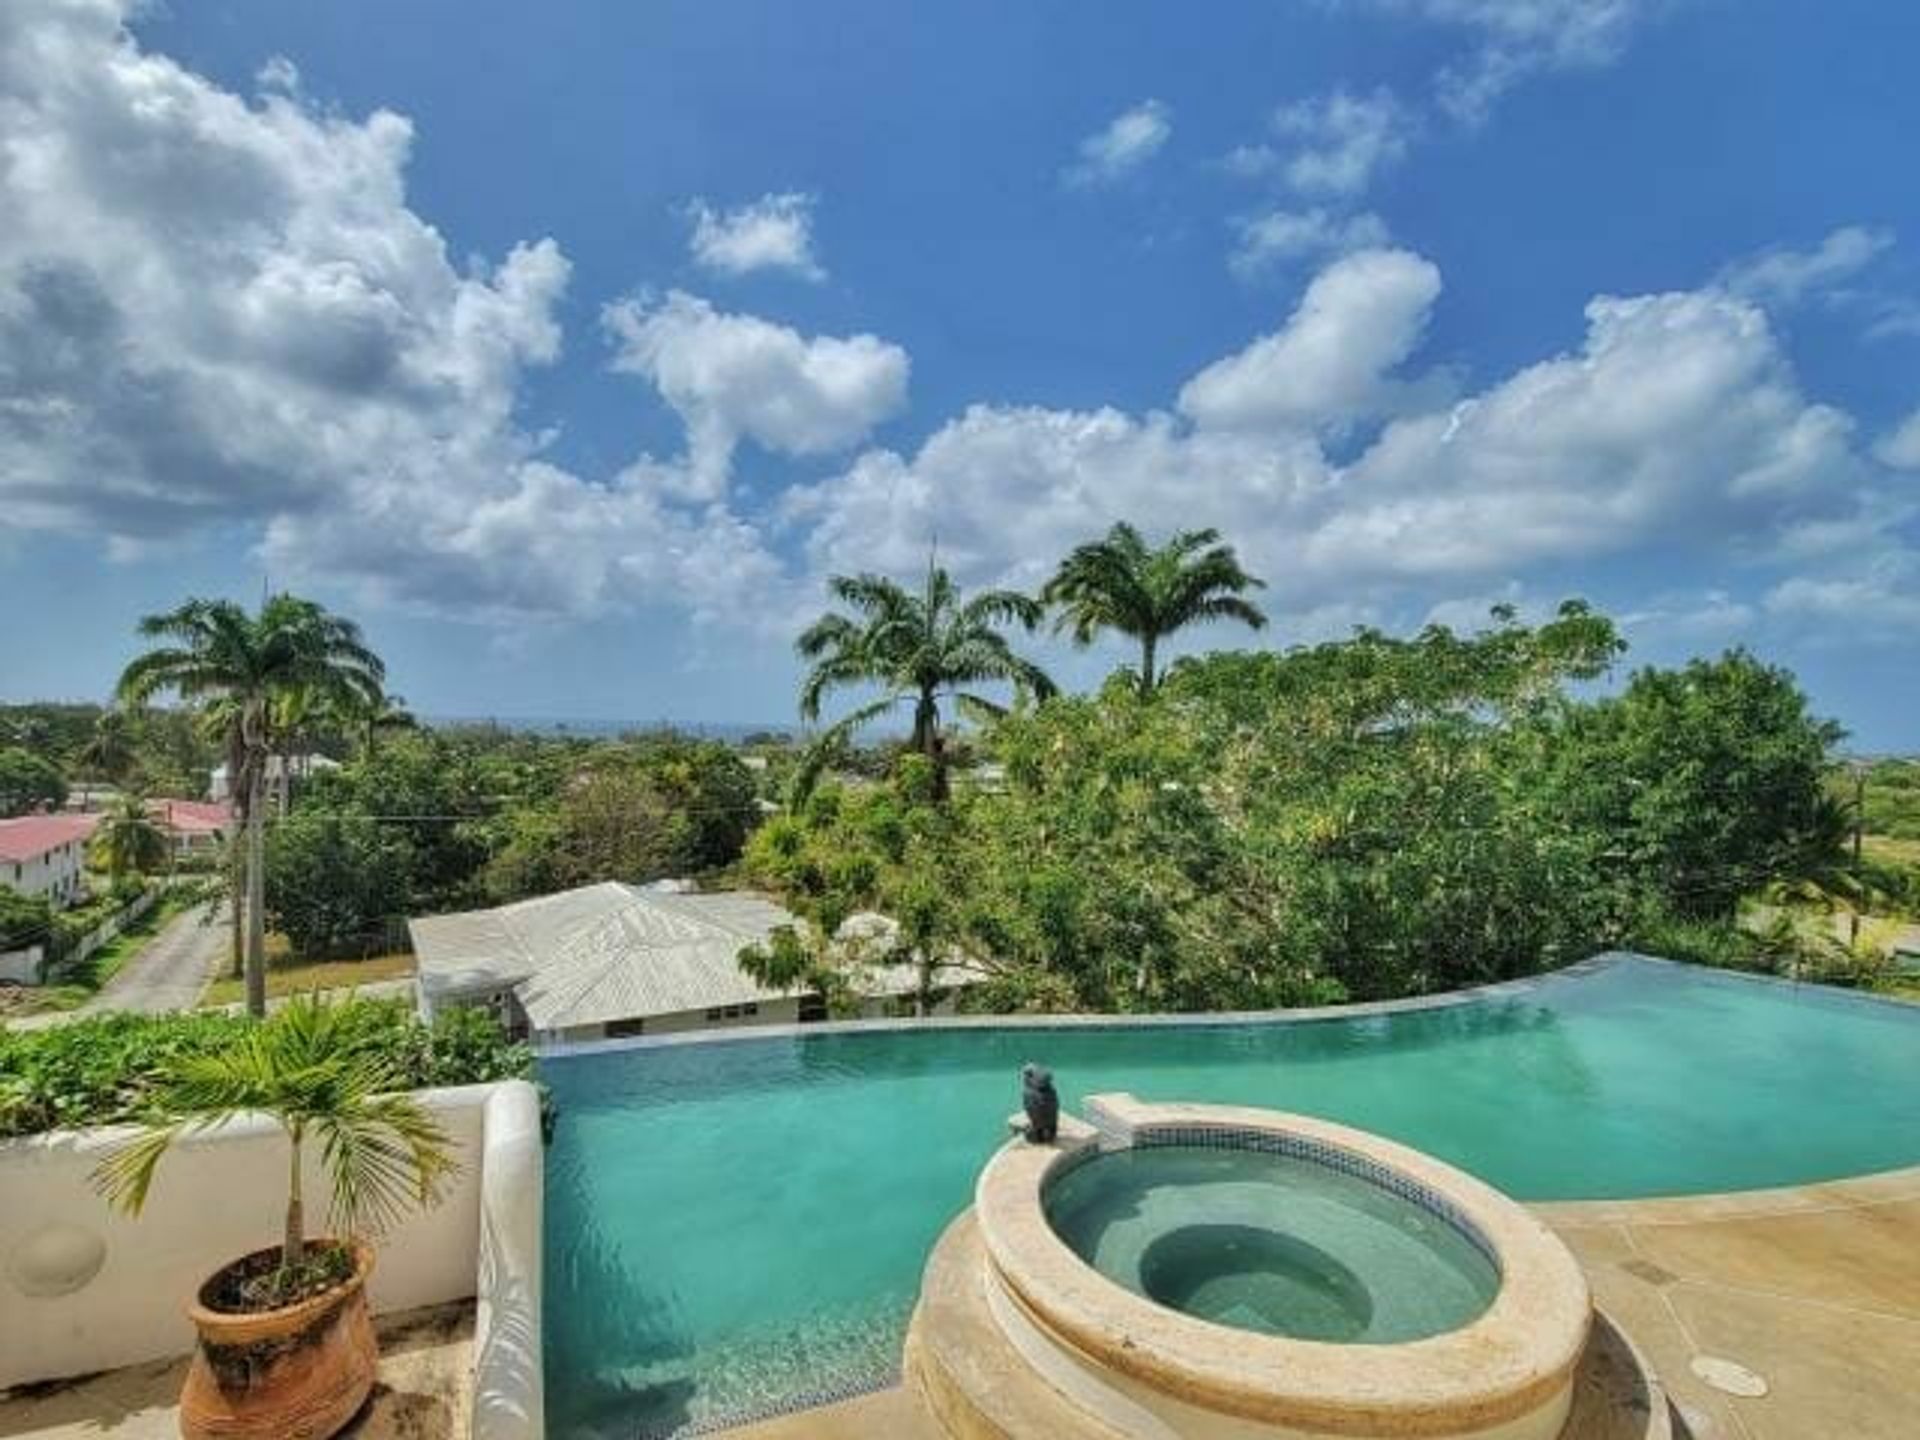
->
[0,1078,544,1437]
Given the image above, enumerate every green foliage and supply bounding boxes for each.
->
[0,998,531,1139]
[0,746,67,816]
[90,794,170,881]
[94,993,458,1274]
[480,737,760,901]
[265,814,414,957]
[748,605,1848,1013]
[1856,759,1920,840]
[1042,523,1268,693]
[1548,650,1844,918]
[795,562,1054,801]
[0,889,50,951]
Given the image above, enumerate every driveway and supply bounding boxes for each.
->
[84,901,228,1015]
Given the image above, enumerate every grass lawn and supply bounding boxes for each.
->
[1864,833,1920,867]
[201,951,416,1007]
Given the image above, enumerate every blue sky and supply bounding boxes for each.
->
[3,0,1919,745]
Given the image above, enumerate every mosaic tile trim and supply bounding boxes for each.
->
[1124,1123,1502,1270]
[658,1366,901,1438]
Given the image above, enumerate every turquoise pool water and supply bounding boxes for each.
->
[1044,1146,1499,1342]
[541,957,1920,1438]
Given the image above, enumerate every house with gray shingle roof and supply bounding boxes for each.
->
[408,881,972,1044]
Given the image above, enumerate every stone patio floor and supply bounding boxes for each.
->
[724,1165,1920,1440]
[0,1304,472,1440]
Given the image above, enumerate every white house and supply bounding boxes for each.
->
[208,752,340,803]
[0,814,99,908]
[409,881,974,1046]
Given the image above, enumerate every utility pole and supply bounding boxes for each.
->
[1849,760,1867,948]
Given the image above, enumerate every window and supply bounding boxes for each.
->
[605,1017,647,1038]
[798,994,829,1024]
[702,1003,761,1021]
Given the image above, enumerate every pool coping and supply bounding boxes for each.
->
[540,949,1919,1062]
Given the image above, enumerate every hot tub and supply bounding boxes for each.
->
[918,1094,1596,1440]
[1044,1142,1500,1345]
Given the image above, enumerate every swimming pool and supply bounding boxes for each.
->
[540,955,1920,1438]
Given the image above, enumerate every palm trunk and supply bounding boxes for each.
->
[916,688,948,803]
[284,1129,305,1267]
[246,757,267,1018]
[1140,633,1158,696]
[227,831,244,979]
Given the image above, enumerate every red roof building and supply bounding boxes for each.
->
[148,799,232,854]
[0,814,98,864]
[0,814,99,907]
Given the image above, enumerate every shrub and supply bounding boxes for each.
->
[0,999,532,1138]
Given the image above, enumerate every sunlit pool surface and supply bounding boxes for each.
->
[1043,1145,1499,1342]
[541,956,1920,1437]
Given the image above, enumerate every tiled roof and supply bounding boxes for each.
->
[0,814,99,863]
[409,882,982,1031]
[410,882,802,1029]
[149,799,232,834]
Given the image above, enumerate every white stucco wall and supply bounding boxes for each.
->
[473,1081,544,1440]
[0,1080,541,1400]
[2,836,87,905]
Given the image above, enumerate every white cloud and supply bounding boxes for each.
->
[0,0,569,542]
[1718,226,1894,308]
[685,192,824,280]
[0,0,805,629]
[1269,89,1412,197]
[1180,249,1442,432]
[1330,288,1862,578]
[1876,408,1920,470]
[1229,208,1392,277]
[787,255,1890,643]
[1766,556,1920,637]
[1354,0,1656,122]
[1065,100,1172,186]
[603,290,909,499]
[5,0,1912,659]
[255,55,300,93]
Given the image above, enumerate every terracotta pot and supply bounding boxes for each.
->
[178,1240,378,1440]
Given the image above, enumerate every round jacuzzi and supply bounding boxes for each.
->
[908,1094,1606,1440]
[1044,1143,1500,1344]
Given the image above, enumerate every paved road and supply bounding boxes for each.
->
[84,901,229,1014]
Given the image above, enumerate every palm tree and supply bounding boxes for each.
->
[355,691,417,758]
[91,792,170,884]
[118,596,385,1016]
[77,709,138,808]
[1041,523,1269,695]
[796,559,1055,801]
[94,992,454,1276]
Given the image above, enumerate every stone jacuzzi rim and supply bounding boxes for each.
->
[972,1096,1594,1437]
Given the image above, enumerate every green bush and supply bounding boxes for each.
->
[0,998,532,1138]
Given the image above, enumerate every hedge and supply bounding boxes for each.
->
[0,999,533,1139]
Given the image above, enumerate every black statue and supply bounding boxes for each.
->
[1021,1063,1059,1143]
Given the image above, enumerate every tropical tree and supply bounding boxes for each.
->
[355,692,418,758]
[91,793,170,884]
[0,747,67,817]
[117,596,386,1016]
[77,709,138,806]
[796,560,1055,800]
[94,992,454,1283]
[1042,523,1269,695]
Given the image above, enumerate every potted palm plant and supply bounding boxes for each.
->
[94,994,456,1440]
